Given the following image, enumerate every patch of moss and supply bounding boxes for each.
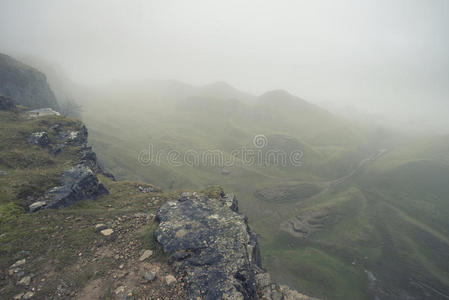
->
[0,202,24,222]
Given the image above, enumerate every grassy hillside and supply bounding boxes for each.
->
[0,109,186,299]
[76,81,449,299]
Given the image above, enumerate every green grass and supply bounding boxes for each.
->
[254,183,323,204]
[0,109,83,208]
[72,86,449,299]
[0,110,181,299]
[262,237,369,300]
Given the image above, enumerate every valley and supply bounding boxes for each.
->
[72,81,449,299]
[1,1,448,299]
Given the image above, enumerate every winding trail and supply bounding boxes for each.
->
[278,149,388,234]
[291,148,388,208]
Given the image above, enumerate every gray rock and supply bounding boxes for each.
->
[28,132,50,147]
[0,170,7,176]
[94,224,108,232]
[18,275,31,286]
[78,145,115,180]
[139,250,153,262]
[155,192,316,300]
[137,185,155,193]
[41,165,108,210]
[179,191,193,200]
[165,274,176,285]
[256,272,272,288]
[100,229,114,236]
[22,291,34,299]
[49,123,61,132]
[155,194,261,300]
[49,144,66,155]
[60,125,87,145]
[29,201,46,212]
[55,126,115,180]
[115,286,125,295]
[27,108,60,118]
[222,193,238,211]
[143,270,156,283]
[10,259,26,269]
[78,145,114,179]
[79,147,100,171]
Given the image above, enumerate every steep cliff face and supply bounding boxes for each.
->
[155,191,317,300]
[0,53,59,110]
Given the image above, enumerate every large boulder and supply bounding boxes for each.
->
[29,165,108,212]
[29,201,46,213]
[155,193,260,299]
[46,164,108,208]
[155,192,317,300]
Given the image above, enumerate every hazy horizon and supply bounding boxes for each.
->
[1,2,449,299]
[1,0,448,129]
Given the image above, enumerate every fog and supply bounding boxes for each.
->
[1,0,448,130]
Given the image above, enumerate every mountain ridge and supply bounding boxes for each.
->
[0,53,59,111]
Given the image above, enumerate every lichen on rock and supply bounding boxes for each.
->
[155,192,317,300]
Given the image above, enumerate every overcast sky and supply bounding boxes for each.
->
[0,0,448,122]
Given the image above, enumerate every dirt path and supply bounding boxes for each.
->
[279,149,388,235]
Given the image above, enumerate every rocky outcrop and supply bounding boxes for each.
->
[0,53,59,110]
[29,165,108,212]
[27,116,113,212]
[28,116,115,180]
[28,132,50,147]
[26,108,60,118]
[60,124,88,145]
[155,192,317,300]
[46,164,108,208]
[78,145,116,180]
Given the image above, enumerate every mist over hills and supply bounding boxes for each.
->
[1,1,448,298]
[2,54,448,299]
[0,54,59,110]
[59,75,447,299]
